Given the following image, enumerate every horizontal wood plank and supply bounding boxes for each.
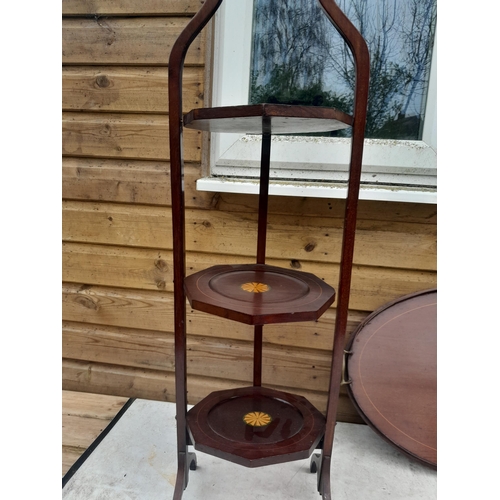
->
[63,323,334,393]
[62,279,431,349]
[62,201,436,270]
[62,242,172,291]
[62,66,204,113]
[62,286,366,354]
[216,193,437,224]
[62,0,204,16]
[62,414,110,449]
[62,17,205,66]
[63,447,83,476]
[61,242,436,313]
[62,282,173,331]
[62,156,436,224]
[62,300,362,353]
[62,268,434,329]
[62,359,363,423]
[63,322,175,373]
[63,359,175,401]
[62,112,201,161]
[183,209,436,271]
[61,286,358,353]
[62,158,214,208]
[63,390,129,419]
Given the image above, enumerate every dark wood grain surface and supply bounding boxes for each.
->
[183,104,353,134]
[346,290,437,468]
[186,386,325,467]
[184,264,336,325]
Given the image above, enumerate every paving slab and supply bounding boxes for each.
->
[62,399,437,499]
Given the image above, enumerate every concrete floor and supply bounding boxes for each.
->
[62,399,436,499]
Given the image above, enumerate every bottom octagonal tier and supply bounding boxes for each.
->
[186,386,325,468]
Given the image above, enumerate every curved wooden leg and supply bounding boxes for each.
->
[310,452,331,500]
[173,449,198,499]
[319,455,332,500]
[173,452,187,500]
[311,451,332,500]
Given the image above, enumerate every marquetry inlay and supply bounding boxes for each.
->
[243,411,272,427]
[241,282,270,293]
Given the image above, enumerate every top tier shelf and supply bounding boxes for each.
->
[183,104,353,135]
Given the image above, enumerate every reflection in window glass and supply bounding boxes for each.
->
[249,0,437,140]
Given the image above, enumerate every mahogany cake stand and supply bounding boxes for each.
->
[168,1,371,498]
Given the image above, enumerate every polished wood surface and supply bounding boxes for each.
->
[312,2,370,497]
[346,290,437,468]
[169,1,225,496]
[186,386,325,467]
[184,264,336,325]
[183,104,352,134]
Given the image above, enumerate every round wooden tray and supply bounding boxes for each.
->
[345,289,437,468]
[186,386,325,468]
[184,264,336,325]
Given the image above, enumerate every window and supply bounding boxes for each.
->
[198,0,437,203]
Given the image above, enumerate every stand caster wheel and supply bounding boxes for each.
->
[310,453,321,473]
[188,452,197,471]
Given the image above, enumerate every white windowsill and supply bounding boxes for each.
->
[197,177,437,204]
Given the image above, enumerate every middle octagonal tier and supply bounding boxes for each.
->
[184,263,336,325]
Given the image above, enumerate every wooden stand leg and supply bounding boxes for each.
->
[253,325,263,386]
[310,450,331,499]
[173,452,187,500]
[319,454,332,500]
[172,296,195,499]
[252,126,271,388]
[173,449,198,499]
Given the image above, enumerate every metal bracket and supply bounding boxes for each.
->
[341,349,353,386]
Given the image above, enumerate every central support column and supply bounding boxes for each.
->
[254,117,272,386]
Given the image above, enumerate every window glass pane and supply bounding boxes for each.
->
[249,0,437,140]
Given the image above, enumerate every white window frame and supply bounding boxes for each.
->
[197,0,437,204]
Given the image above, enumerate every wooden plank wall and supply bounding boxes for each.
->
[62,0,437,423]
